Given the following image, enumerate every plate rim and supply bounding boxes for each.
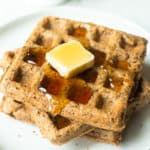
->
[0,6,150,150]
[0,6,150,39]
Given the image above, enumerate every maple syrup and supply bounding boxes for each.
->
[79,69,98,83]
[89,49,106,66]
[68,83,92,104]
[69,27,89,48]
[39,66,93,115]
[104,76,124,91]
[111,59,129,70]
[39,68,66,95]
[39,66,69,116]
[24,44,94,114]
[40,76,64,95]
[77,37,89,48]
[24,47,49,66]
[71,27,87,37]
[39,66,92,105]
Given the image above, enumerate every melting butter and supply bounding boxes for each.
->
[46,41,94,78]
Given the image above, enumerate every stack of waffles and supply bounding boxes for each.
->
[0,16,150,145]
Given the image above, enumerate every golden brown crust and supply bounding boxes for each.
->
[0,50,150,145]
[0,16,147,132]
[0,79,150,145]
[0,16,148,145]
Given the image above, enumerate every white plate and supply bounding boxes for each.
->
[0,6,150,150]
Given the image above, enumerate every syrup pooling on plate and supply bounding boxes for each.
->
[23,47,50,66]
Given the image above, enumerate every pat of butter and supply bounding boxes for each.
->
[46,41,94,78]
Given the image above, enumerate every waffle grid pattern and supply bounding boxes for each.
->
[0,16,147,133]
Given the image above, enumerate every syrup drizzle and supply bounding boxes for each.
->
[39,68,66,95]
[68,83,92,104]
[89,49,106,66]
[23,48,49,66]
[79,69,98,83]
[71,27,87,37]
[104,76,124,91]
[111,60,129,70]
[69,27,89,48]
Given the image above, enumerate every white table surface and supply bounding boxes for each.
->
[0,0,150,32]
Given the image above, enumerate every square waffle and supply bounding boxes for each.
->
[1,79,150,145]
[0,96,93,145]
[0,50,150,145]
[86,79,150,143]
[0,16,147,132]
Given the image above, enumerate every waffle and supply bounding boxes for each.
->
[0,16,147,132]
[0,96,93,145]
[87,79,150,143]
[0,51,150,145]
[0,50,148,145]
[0,50,148,144]
[1,79,150,145]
